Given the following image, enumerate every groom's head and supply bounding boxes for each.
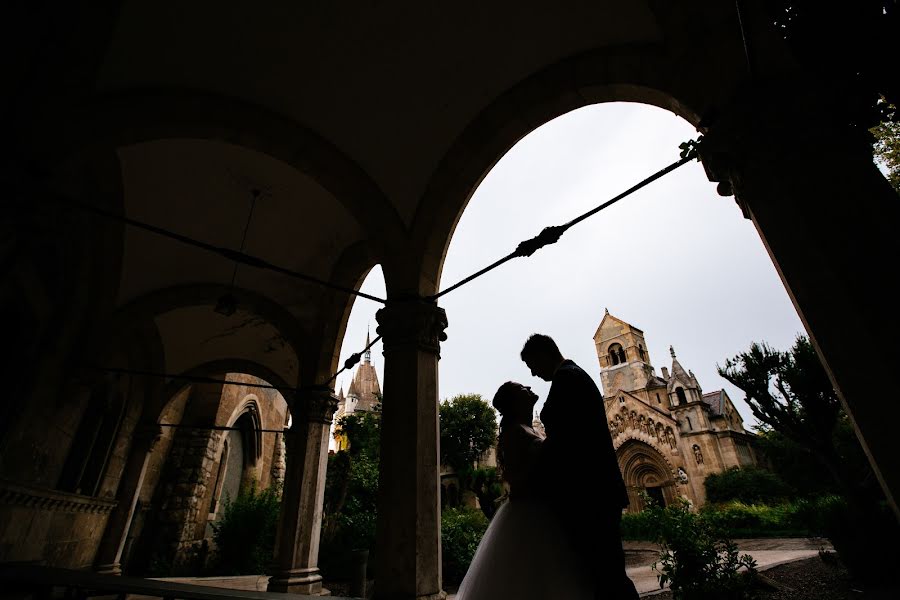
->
[520,334,564,382]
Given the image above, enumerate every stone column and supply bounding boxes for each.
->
[268,388,337,595]
[94,424,163,574]
[373,298,448,600]
[701,86,900,518]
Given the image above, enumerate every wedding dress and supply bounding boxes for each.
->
[453,423,593,600]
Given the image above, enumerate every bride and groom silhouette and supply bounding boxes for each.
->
[455,334,639,600]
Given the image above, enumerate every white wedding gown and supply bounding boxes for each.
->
[454,423,593,600]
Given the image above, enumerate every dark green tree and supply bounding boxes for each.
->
[321,410,381,576]
[717,336,845,489]
[872,100,900,193]
[439,394,498,473]
[718,336,897,585]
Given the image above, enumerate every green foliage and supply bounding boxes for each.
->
[642,497,758,600]
[439,394,498,473]
[622,495,849,541]
[704,467,792,505]
[209,483,281,575]
[872,100,900,193]
[337,411,381,458]
[440,507,489,586]
[320,411,381,579]
[718,336,841,475]
[469,467,504,519]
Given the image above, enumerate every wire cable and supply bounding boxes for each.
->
[26,190,386,304]
[429,140,701,301]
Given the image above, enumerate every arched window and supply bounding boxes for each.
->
[58,376,127,496]
[608,343,626,365]
[655,393,661,404]
[675,387,687,406]
[638,344,646,361]
[686,417,693,430]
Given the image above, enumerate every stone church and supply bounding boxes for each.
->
[595,311,760,511]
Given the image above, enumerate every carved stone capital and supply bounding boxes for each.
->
[376,298,448,356]
[296,389,339,425]
[698,80,873,217]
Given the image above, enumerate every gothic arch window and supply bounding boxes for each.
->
[58,376,127,496]
[675,387,687,405]
[686,417,693,431]
[608,343,626,365]
[655,393,662,404]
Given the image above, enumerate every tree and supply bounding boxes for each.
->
[321,410,381,575]
[717,336,846,490]
[718,336,898,586]
[872,100,900,193]
[439,394,498,474]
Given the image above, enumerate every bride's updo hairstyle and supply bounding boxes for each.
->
[492,381,521,419]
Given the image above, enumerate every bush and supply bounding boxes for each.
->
[704,467,793,505]
[320,450,380,579]
[441,507,489,586]
[643,497,757,600]
[209,483,281,575]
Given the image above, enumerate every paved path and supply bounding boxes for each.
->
[447,538,833,598]
[143,538,833,599]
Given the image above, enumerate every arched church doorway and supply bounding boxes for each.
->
[617,440,678,513]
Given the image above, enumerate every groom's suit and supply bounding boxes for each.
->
[539,359,638,599]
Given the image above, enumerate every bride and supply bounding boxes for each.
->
[453,382,593,600]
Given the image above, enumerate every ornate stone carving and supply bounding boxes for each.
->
[692,444,704,464]
[296,389,339,425]
[0,480,117,514]
[376,298,448,355]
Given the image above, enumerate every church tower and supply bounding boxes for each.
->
[594,309,657,395]
[347,330,382,412]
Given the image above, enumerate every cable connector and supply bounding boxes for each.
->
[514,225,566,258]
[679,137,703,161]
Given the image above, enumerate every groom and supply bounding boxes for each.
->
[521,333,638,599]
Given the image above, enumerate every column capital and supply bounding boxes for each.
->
[698,80,874,214]
[295,388,339,425]
[376,297,448,356]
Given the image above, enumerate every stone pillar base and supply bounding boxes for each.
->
[267,568,323,595]
[94,563,122,575]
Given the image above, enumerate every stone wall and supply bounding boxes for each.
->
[0,480,116,568]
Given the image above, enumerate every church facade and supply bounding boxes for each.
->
[595,312,761,512]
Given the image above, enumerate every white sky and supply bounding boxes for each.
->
[334,102,808,430]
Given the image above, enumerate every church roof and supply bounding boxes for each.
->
[701,390,725,415]
[593,310,643,342]
[348,359,381,412]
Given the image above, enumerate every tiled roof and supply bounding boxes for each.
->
[701,390,724,415]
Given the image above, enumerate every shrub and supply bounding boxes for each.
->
[620,509,658,541]
[643,497,757,600]
[704,467,793,505]
[441,507,489,586]
[320,450,379,579]
[209,483,281,575]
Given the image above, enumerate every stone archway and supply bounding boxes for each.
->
[617,439,678,513]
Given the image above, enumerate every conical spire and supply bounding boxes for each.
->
[364,327,372,364]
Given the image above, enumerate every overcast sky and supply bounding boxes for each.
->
[335,102,807,429]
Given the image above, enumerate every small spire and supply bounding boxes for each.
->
[605,307,609,314]
[364,327,372,364]
[669,345,676,358]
